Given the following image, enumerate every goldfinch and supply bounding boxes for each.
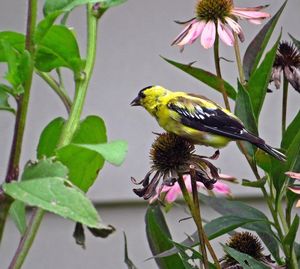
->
[131,85,286,161]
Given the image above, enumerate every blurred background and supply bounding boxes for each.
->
[0,0,299,268]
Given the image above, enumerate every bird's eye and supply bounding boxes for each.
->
[139,91,146,98]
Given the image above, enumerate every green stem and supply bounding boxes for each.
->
[8,208,45,269]
[58,5,99,147]
[177,175,209,269]
[281,76,289,137]
[190,168,221,269]
[37,71,72,113]
[0,0,38,246]
[233,33,246,85]
[213,35,231,111]
[7,4,102,268]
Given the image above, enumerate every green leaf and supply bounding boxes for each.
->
[123,232,139,269]
[37,117,66,158]
[282,110,300,150]
[21,158,68,181]
[162,57,237,100]
[34,11,63,44]
[205,216,264,240]
[247,35,281,121]
[43,0,126,15]
[223,245,270,269]
[243,1,287,79]
[199,194,280,262]
[0,85,15,113]
[272,127,300,192]
[57,116,107,192]
[255,149,272,173]
[9,200,26,235]
[73,140,128,166]
[0,32,25,62]
[289,34,300,51]
[234,81,258,157]
[145,204,185,269]
[283,215,299,247]
[242,178,267,188]
[3,177,101,228]
[4,159,104,228]
[35,25,83,72]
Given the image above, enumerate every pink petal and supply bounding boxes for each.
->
[201,21,216,49]
[289,187,300,195]
[165,183,181,203]
[225,17,243,34]
[218,173,237,182]
[172,20,204,46]
[248,19,264,25]
[286,172,300,180]
[217,20,234,46]
[232,9,271,20]
[213,181,231,195]
[233,6,269,12]
[296,200,300,208]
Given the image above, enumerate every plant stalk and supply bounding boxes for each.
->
[214,35,231,111]
[8,4,101,268]
[0,0,38,246]
[37,71,72,114]
[281,76,288,137]
[233,33,246,85]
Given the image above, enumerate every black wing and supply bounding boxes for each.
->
[168,99,261,144]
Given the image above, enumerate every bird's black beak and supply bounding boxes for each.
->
[130,96,141,106]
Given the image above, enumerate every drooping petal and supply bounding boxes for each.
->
[217,20,234,46]
[225,17,243,34]
[271,66,283,89]
[232,9,271,21]
[165,183,181,203]
[201,21,216,49]
[171,19,197,46]
[289,186,300,195]
[296,200,300,208]
[188,21,206,44]
[248,19,264,25]
[284,66,300,93]
[233,5,269,12]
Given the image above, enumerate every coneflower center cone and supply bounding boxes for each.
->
[196,0,233,22]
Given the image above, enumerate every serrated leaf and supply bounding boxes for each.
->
[248,35,281,121]
[234,81,257,158]
[0,86,15,113]
[37,117,66,158]
[73,140,128,166]
[35,25,83,72]
[3,177,101,228]
[43,0,127,15]
[0,32,25,62]
[146,204,185,269]
[223,245,270,269]
[9,200,26,235]
[162,57,237,100]
[243,1,287,79]
[282,110,300,150]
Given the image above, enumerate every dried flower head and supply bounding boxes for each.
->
[221,232,286,269]
[132,133,223,200]
[271,41,300,92]
[172,0,270,49]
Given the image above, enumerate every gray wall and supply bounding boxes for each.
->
[0,0,299,268]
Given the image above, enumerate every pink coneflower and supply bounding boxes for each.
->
[172,0,270,49]
[150,174,232,204]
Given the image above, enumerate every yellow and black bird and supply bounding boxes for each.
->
[131,85,286,161]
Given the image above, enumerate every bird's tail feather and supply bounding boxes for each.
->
[256,143,286,162]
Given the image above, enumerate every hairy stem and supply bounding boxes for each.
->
[37,71,72,114]
[214,35,231,111]
[177,175,209,269]
[0,0,38,246]
[8,4,102,268]
[281,76,288,137]
[8,208,45,269]
[233,33,246,85]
